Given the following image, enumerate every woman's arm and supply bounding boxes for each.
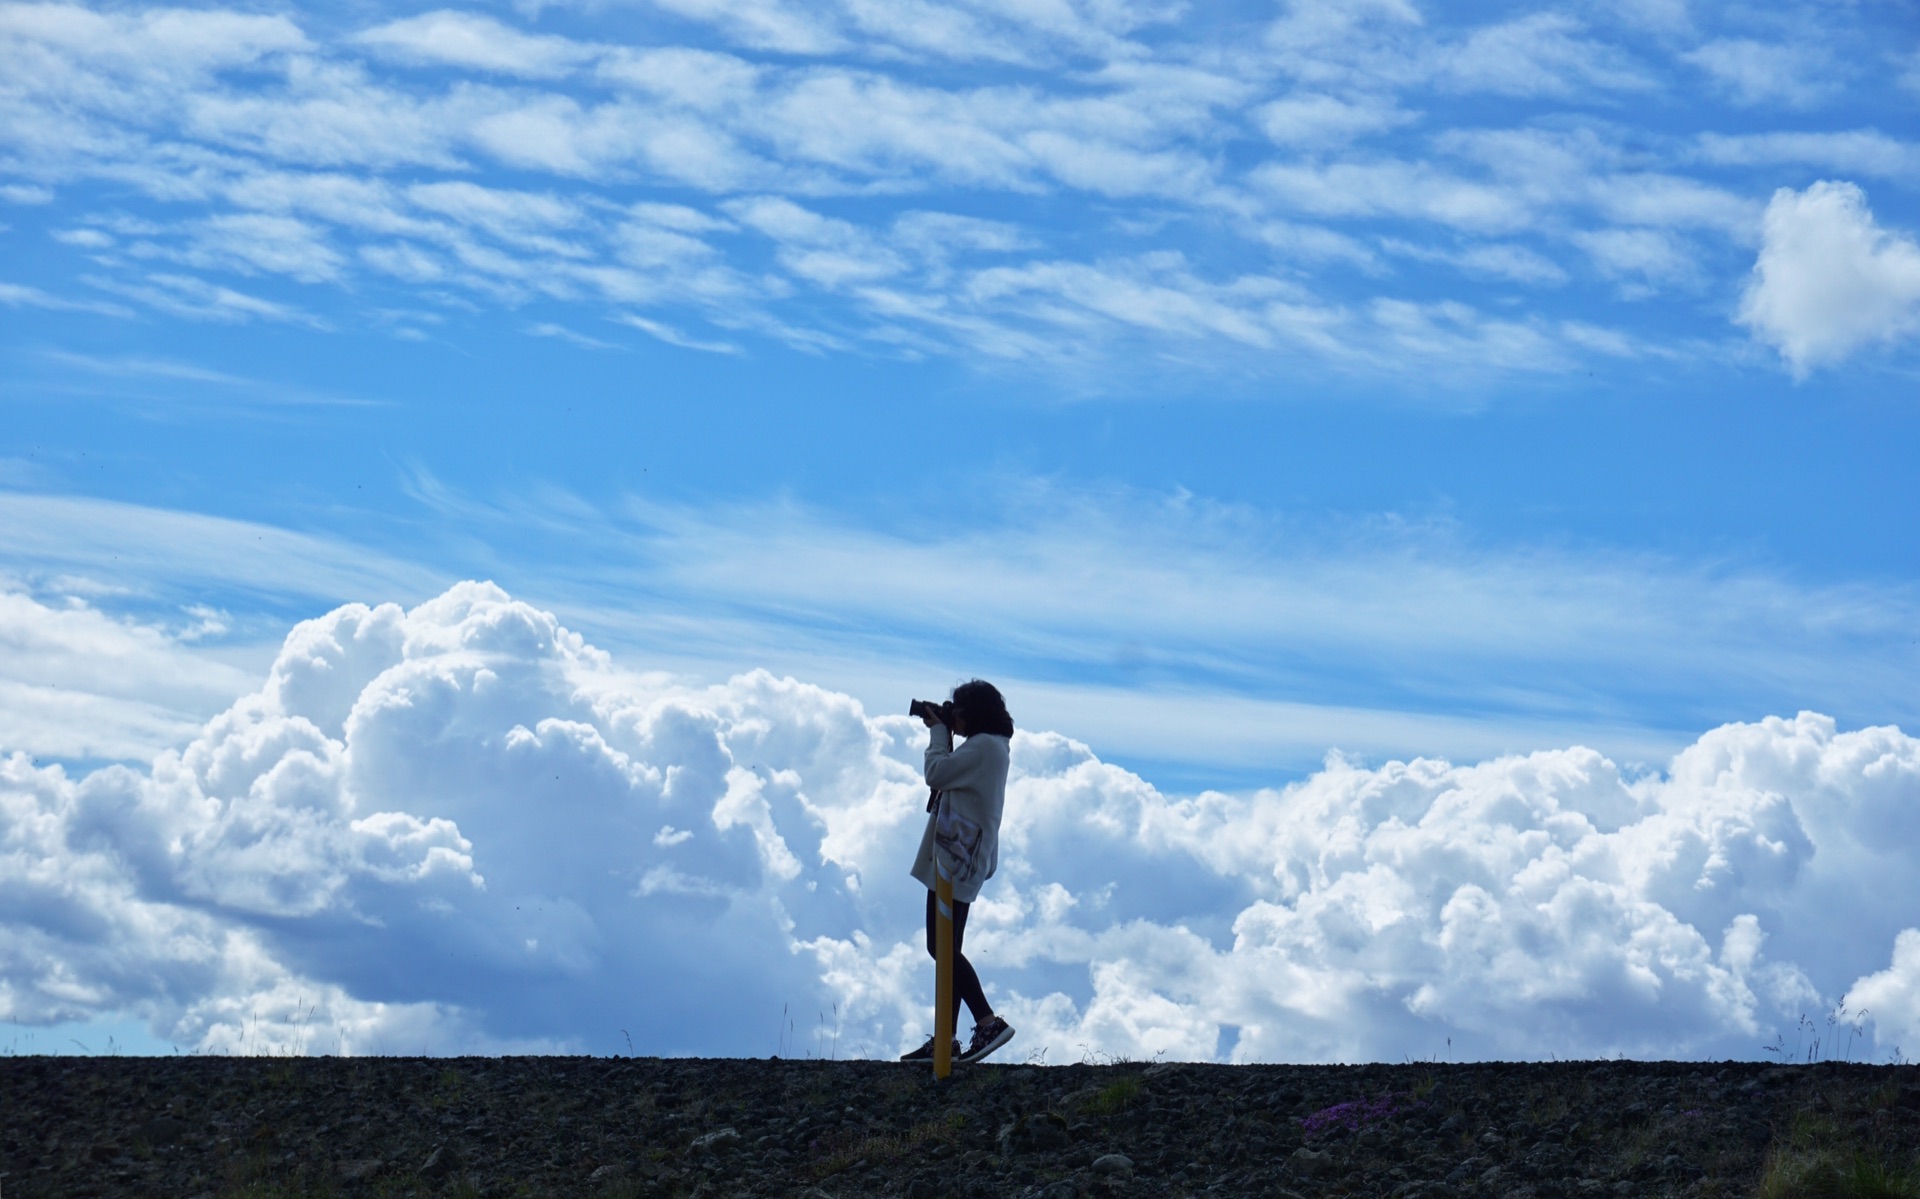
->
[925,725,985,790]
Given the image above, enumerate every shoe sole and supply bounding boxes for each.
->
[899,1043,959,1063]
[958,1024,1015,1065]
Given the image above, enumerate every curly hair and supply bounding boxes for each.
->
[950,679,1015,738]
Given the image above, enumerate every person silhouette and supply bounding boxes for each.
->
[900,679,1017,1065]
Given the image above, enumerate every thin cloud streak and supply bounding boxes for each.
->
[7,484,1912,776]
[0,492,449,607]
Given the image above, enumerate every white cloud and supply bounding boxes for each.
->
[0,590,260,761]
[962,254,1326,353]
[354,11,599,79]
[611,311,743,353]
[525,320,618,349]
[1685,38,1836,109]
[1573,226,1697,293]
[1845,931,1920,1057]
[1695,130,1920,181]
[1440,13,1651,97]
[646,0,846,56]
[4,582,1919,1062]
[727,195,906,285]
[630,0,1181,63]
[52,226,112,248]
[82,271,322,325]
[1596,0,1691,36]
[1365,297,1564,371]
[1587,172,1757,238]
[1738,181,1920,374]
[0,280,131,316]
[1254,92,1415,147]
[595,46,762,110]
[1381,238,1568,286]
[0,492,445,608]
[1256,159,1534,233]
[179,213,345,283]
[0,3,310,91]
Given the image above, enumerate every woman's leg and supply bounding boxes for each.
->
[925,890,994,1027]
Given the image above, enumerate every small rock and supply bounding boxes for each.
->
[1090,1153,1134,1178]
[420,1143,458,1179]
[689,1126,741,1154]
[1290,1147,1333,1177]
[336,1159,383,1182]
[588,1163,626,1183]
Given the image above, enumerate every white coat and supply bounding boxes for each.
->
[909,722,1009,904]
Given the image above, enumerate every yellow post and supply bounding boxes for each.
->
[934,863,955,1080]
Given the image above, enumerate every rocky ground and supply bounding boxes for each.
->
[3,1055,1918,1198]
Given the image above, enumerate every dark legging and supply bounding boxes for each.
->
[925,889,993,1030]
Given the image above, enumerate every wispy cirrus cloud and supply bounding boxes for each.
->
[8,480,1914,775]
[1,0,1916,379]
[355,10,601,78]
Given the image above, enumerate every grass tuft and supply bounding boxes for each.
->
[1758,1147,1920,1199]
[1084,1075,1143,1116]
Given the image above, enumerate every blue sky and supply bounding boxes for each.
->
[3,0,1920,1060]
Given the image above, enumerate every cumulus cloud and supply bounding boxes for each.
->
[1846,932,1920,1058]
[4,582,1919,1062]
[1739,181,1920,375]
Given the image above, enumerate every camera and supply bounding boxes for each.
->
[909,698,955,725]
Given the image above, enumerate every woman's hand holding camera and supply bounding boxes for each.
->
[910,698,958,730]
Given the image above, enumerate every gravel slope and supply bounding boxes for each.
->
[4,1056,1918,1197]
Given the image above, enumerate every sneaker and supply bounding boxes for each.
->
[958,1015,1015,1064]
[898,1034,960,1063]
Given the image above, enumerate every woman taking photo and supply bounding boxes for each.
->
[901,679,1016,1065]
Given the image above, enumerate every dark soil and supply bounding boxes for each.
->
[4,1056,1918,1198]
